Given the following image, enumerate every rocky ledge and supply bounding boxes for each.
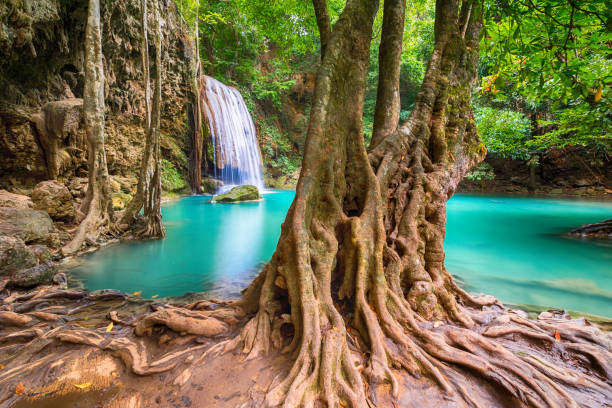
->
[210,185,261,203]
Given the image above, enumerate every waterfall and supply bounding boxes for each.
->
[202,76,265,193]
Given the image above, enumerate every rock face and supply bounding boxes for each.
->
[0,190,33,209]
[0,207,55,243]
[0,0,194,190]
[211,185,261,203]
[31,98,85,179]
[31,180,75,221]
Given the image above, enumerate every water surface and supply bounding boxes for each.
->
[69,192,612,316]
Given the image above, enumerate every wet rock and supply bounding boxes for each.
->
[0,207,55,243]
[31,180,75,221]
[0,190,33,209]
[211,185,260,203]
[0,235,38,272]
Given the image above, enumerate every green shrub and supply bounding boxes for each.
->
[161,159,189,193]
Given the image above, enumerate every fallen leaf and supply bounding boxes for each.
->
[0,364,4,370]
[15,382,24,395]
[433,321,443,328]
[132,291,142,296]
[554,331,561,342]
[340,401,348,407]
[74,382,92,389]
[84,316,89,321]
[106,322,113,333]
[152,294,159,299]
[605,189,612,194]
[466,45,471,50]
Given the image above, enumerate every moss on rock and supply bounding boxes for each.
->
[211,185,260,203]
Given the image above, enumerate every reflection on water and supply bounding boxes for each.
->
[69,192,292,299]
[69,192,612,317]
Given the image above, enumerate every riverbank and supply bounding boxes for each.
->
[1,279,610,408]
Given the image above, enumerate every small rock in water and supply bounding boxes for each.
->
[210,185,261,203]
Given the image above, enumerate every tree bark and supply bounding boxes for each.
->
[62,0,113,255]
[138,0,165,239]
[231,0,612,406]
[313,0,332,60]
[117,0,154,229]
[189,0,204,193]
[369,0,406,149]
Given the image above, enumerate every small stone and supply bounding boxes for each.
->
[53,272,68,286]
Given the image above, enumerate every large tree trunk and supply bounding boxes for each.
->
[62,0,113,255]
[231,0,612,406]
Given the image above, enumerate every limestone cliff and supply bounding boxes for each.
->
[0,0,195,191]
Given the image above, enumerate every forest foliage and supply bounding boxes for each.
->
[176,0,610,182]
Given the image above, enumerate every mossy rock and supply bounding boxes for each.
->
[211,185,261,203]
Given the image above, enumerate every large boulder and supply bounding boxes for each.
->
[0,235,38,272]
[0,207,55,243]
[211,185,261,203]
[0,235,56,287]
[0,190,33,209]
[31,180,75,221]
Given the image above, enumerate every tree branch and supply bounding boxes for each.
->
[370,0,406,149]
[312,0,332,60]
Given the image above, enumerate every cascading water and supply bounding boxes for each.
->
[202,76,265,193]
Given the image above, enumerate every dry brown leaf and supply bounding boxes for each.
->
[106,322,113,333]
[74,382,92,389]
[132,291,142,296]
[554,331,561,342]
[15,382,24,395]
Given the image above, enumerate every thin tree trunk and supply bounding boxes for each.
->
[228,0,612,406]
[62,0,113,255]
[138,0,165,239]
[117,0,154,229]
[189,0,204,193]
[313,0,332,60]
[369,0,406,149]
